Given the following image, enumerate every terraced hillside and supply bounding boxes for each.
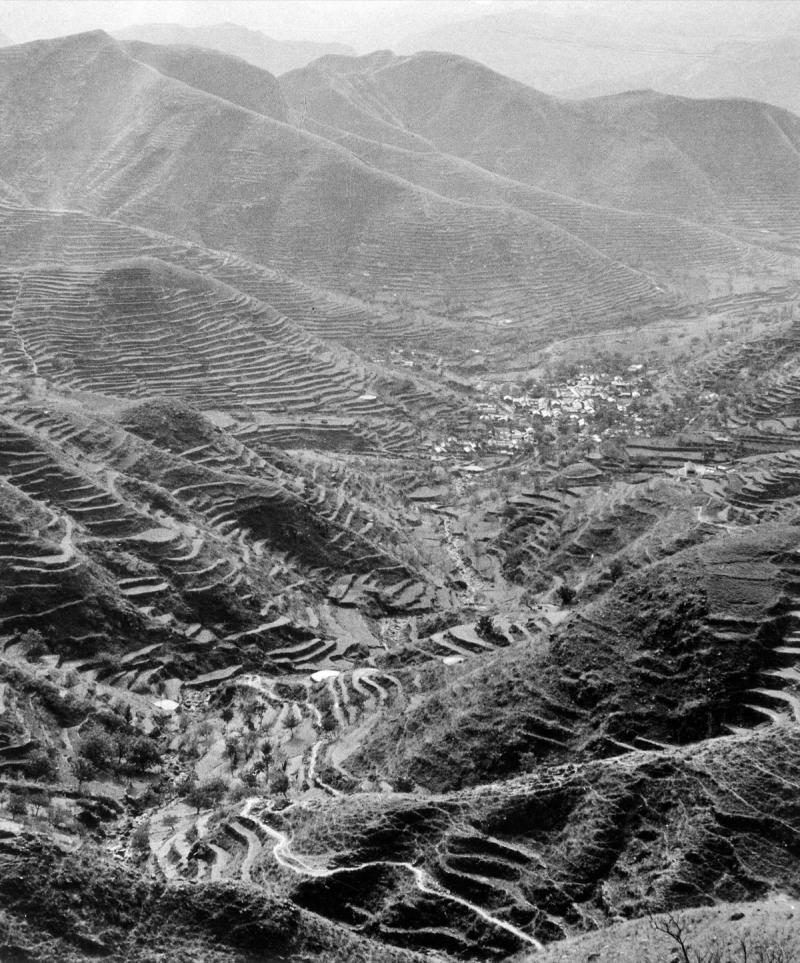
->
[0,258,375,414]
[0,200,467,448]
[0,201,427,354]
[284,117,789,303]
[4,357,800,960]
[0,386,455,670]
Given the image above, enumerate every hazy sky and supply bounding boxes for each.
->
[0,0,527,46]
[1,1,797,50]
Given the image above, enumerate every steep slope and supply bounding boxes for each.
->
[0,835,424,963]
[282,51,800,243]
[115,22,355,75]
[1,24,800,963]
[124,40,288,121]
[0,384,449,663]
[276,727,800,951]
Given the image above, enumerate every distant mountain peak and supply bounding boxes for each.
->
[113,21,355,75]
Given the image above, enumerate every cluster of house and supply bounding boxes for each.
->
[429,364,661,459]
[503,365,649,416]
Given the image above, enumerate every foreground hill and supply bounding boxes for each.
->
[115,21,355,75]
[0,256,378,416]
[283,50,800,245]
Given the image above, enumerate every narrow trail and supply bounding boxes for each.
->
[442,516,480,602]
[440,476,498,603]
[8,273,39,376]
[240,799,543,951]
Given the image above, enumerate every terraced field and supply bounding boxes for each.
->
[0,390,452,689]
[1,260,383,414]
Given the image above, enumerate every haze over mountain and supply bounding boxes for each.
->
[114,21,355,75]
[399,1,800,97]
[640,36,800,118]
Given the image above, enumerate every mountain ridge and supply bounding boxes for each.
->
[282,48,800,238]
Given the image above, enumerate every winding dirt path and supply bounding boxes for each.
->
[240,800,542,951]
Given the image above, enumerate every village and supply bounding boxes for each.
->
[422,357,666,464]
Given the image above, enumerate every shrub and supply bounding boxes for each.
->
[130,819,150,858]
[125,735,161,771]
[185,776,227,814]
[77,725,117,769]
[226,779,250,803]
[319,711,337,734]
[25,748,58,782]
[609,558,625,582]
[268,770,290,797]
[21,629,49,662]
[557,583,577,606]
[73,757,96,787]
[8,790,28,817]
